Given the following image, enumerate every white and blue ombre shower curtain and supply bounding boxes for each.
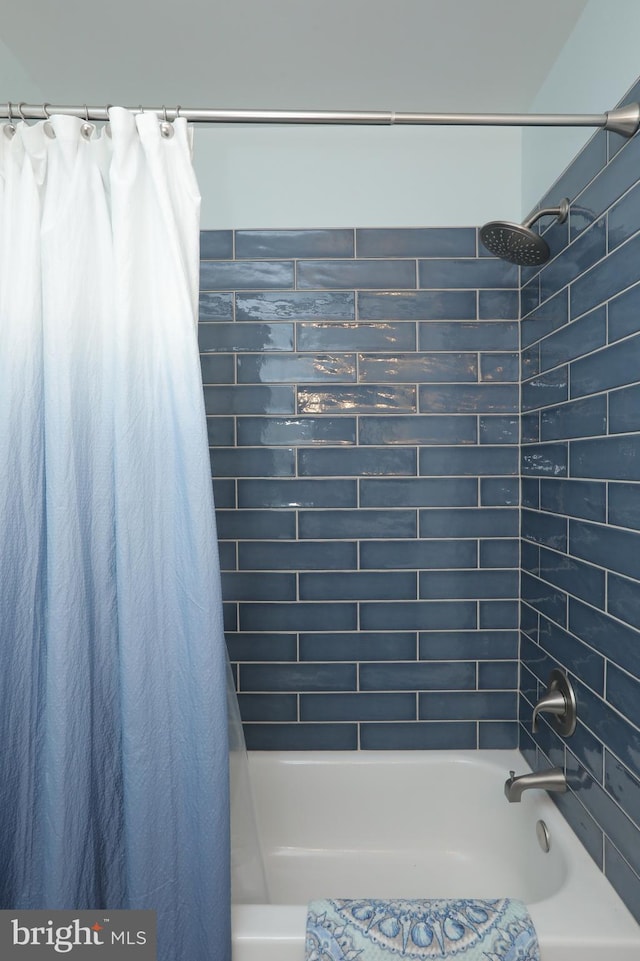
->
[0,108,230,960]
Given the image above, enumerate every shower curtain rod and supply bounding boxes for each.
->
[3,102,640,137]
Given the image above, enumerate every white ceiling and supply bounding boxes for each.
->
[1,0,589,113]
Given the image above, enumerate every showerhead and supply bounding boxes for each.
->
[480,198,570,266]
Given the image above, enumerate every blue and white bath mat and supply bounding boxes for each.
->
[306,898,540,960]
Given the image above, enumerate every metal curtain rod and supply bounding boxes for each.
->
[2,102,640,137]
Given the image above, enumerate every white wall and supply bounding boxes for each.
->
[522,0,640,214]
[195,124,522,229]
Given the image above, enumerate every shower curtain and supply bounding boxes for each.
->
[0,108,230,961]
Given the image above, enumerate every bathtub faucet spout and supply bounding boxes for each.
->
[504,767,567,803]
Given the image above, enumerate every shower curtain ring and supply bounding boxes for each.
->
[42,103,56,139]
[175,105,181,118]
[17,102,28,122]
[4,101,16,138]
[84,104,89,122]
[160,104,174,139]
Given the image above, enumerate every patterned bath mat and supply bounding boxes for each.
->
[306,898,540,960]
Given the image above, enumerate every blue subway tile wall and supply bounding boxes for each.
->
[200,227,520,754]
[520,114,640,922]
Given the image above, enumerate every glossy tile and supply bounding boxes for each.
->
[203,384,294,415]
[568,598,640,678]
[479,416,519,445]
[478,600,518,629]
[537,615,605,694]
[420,507,518,538]
[237,477,356,508]
[238,540,357,571]
[237,416,356,447]
[521,288,568,349]
[236,290,355,320]
[539,479,606,522]
[221,571,296,601]
[299,509,417,540]
[419,631,518,661]
[359,602,477,632]
[477,661,519,689]
[299,570,417,601]
[359,414,476,446]
[480,478,519,506]
[539,306,606,371]
[237,352,356,383]
[301,692,416,722]
[479,539,519,568]
[480,353,519,383]
[360,539,477,570]
[478,291,520,320]
[521,508,567,550]
[225,633,297,662]
[199,291,234,321]
[358,290,476,321]
[537,545,605,607]
[200,230,233,259]
[240,660,356,693]
[236,693,297,722]
[419,691,517,721]
[419,569,518,600]
[418,446,518,476]
[609,383,640,434]
[298,447,416,477]
[570,232,640,319]
[236,229,353,259]
[298,384,416,414]
[359,352,477,383]
[419,384,518,413]
[356,227,476,258]
[605,751,640,832]
[570,436,640,481]
[521,443,568,477]
[540,396,607,441]
[200,353,234,384]
[360,722,477,750]
[521,367,568,412]
[418,321,518,351]
[608,483,640,531]
[607,564,640,628]
[200,260,294,290]
[300,632,417,662]
[360,477,478,508]
[539,218,606,304]
[297,321,416,352]
[199,322,294,353]
[210,447,294,478]
[418,258,518,289]
[360,660,476,691]
[243,724,357,751]
[570,333,640,398]
[240,603,358,634]
[297,259,416,290]
[607,282,640,342]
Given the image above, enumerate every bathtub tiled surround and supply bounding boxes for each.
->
[200,228,520,752]
[519,83,640,923]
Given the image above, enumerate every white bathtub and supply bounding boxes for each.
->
[232,750,640,961]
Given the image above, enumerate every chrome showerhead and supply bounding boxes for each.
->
[480,198,570,266]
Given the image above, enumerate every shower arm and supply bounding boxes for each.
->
[1,102,640,137]
[522,198,570,230]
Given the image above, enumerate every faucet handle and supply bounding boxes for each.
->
[532,670,577,737]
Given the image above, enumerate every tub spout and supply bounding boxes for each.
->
[504,767,567,803]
